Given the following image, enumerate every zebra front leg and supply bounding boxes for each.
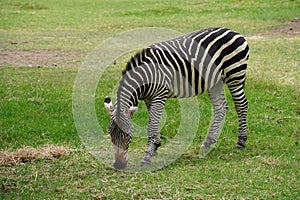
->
[141,99,164,166]
[141,136,162,165]
[200,80,228,157]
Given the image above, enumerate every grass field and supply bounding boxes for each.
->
[1,0,300,199]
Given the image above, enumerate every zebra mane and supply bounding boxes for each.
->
[122,48,152,75]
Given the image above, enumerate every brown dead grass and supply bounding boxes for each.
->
[0,144,70,166]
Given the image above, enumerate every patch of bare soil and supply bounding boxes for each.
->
[0,144,70,166]
[266,19,300,35]
[247,19,300,40]
[0,49,86,67]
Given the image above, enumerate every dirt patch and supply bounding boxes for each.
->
[247,19,300,40]
[265,19,300,35]
[0,49,86,67]
[0,144,70,166]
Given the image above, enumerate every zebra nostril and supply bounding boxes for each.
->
[113,160,127,170]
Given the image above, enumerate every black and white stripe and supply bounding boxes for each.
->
[106,27,249,168]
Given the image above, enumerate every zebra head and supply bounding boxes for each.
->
[104,97,138,170]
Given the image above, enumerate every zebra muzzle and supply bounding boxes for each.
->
[113,145,128,170]
[113,159,127,170]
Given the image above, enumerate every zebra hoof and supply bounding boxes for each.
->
[141,158,151,166]
[236,142,246,149]
[199,144,214,158]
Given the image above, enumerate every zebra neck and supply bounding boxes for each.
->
[116,82,139,113]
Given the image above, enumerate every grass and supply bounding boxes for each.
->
[0,67,80,149]
[1,0,300,199]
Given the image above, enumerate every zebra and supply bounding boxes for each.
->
[104,27,249,170]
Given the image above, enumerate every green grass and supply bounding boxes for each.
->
[1,0,300,199]
[0,67,80,149]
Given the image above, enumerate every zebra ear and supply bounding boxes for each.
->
[123,105,138,119]
[129,106,138,115]
[104,97,113,114]
[125,105,138,118]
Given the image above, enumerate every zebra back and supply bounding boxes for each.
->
[120,27,249,104]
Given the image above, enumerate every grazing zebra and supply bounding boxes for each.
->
[104,27,249,170]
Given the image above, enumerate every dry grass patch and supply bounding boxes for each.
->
[0,144,70,166]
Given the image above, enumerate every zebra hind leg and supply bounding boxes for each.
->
[200,80,228,157]
[228,85,248,149]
